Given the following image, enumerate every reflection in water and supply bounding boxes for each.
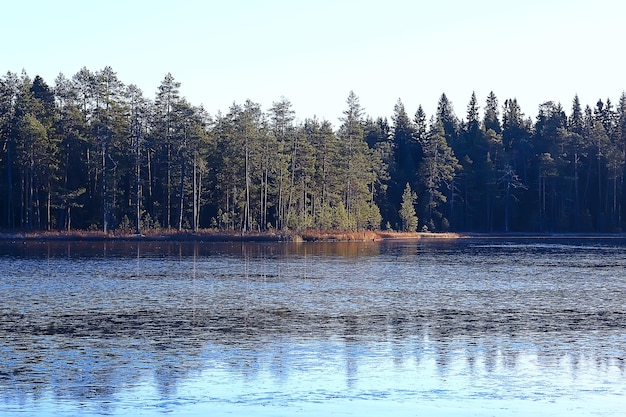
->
[1,238,626,416]
[2,239,389,259]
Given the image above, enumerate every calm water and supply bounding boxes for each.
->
[1,238,625,416]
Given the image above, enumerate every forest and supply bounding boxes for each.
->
[1,67,625,234]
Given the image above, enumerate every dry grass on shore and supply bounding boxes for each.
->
[374,231,463,240]
[297,230,380,241]
[0,228,463,242]
[298,230,463,241]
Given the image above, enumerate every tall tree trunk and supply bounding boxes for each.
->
[598,152,602,231]
[449,178,455,230]
[34,174,41,230]
[192,152,198,232]
[259,177,263,231]
[574,152,580,230]
[178,158,185,231]
[277,166,283,230]
[20,174,25,228]
[135,139,141,234]
[47,179,51,231]
[111,157,117,231]
[612,176,617,228]
[263,167,269,230]
[102,141,108,233]
[617,173,624,230]
[197,167,202,231]
[244,137,250,232]
[6,138,14,228]
[26,168,31,230]
[146,149,153,218]
[167,142,171,230]
[286,134,298,228]
[538,174,542,232]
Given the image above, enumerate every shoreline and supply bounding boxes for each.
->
[0,229,456,243]
[0,229,625,243]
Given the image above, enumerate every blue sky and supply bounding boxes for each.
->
[3,0,624,125]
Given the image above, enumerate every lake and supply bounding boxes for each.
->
[1,237,625,416]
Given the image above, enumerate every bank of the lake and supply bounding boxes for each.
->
[0,229,467,243]
[2,229,626,244]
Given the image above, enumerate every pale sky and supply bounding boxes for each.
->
[2,0,624,126]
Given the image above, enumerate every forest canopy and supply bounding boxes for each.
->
[1,67,625,233]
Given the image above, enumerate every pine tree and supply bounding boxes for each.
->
[338,91,380,229]
[79,66,128,233]
[54,72,88,231]
[153,73,181,229]
[269,97,295,229]
[306,118,342,228]
[125,84,148,233]
[616,92,626,230]
[13,73,60,230]
[0,72,20,228]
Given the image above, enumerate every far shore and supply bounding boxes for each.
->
[0,229,625,243]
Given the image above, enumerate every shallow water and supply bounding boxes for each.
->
[1,238,625,416]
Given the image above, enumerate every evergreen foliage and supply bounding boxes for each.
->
[2,67,626,233]
[399,183,418,232]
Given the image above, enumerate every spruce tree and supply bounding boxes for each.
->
[399,182,418,232]
[484,91,501,134]
[418,120,460,231]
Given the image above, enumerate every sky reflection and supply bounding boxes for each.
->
[1,239,626,416]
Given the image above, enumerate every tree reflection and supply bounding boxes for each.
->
[1,239,626,414]
[2,308,625,412]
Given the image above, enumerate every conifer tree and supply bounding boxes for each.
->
[484,91,501,134]
[0,72,19,228]
[392,99,416,190]
[3,66,626,234]
[436,93,459,145]
[307,118,341,228]
[269,97,295,229]
[338,91,380,229]
[569,94,584,135]
[153,73,181,229]
[418,120,460,230]
[399,182,418,232]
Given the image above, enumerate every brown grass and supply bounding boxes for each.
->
[0,228,464,242]
[4,230,112,240]
[374,231,463,240]
[296,230,463,241]
[297,229,380,242]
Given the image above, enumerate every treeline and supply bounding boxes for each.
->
[1,67,625,233]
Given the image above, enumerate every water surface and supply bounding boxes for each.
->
[1,238,625,416]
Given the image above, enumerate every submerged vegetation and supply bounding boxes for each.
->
[1,68,626,234]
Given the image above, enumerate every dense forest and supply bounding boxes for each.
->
[1,67,625,234]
